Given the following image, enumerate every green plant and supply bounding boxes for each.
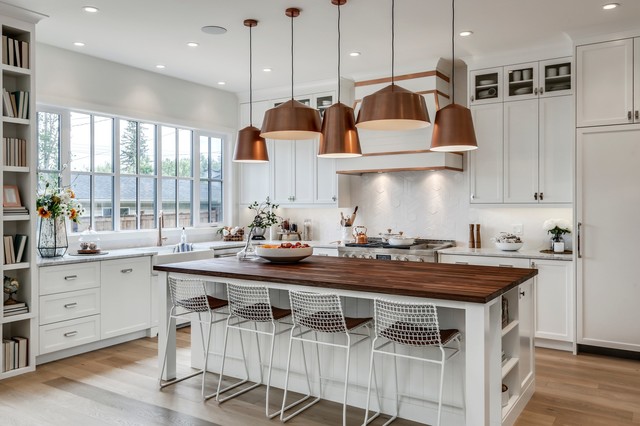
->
[543,219,571,241]
[248,198,279,229]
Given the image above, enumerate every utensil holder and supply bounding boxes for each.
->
[341,226,354,243]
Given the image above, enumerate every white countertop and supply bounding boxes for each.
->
[438,246,573,261]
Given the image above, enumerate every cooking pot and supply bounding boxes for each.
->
[388,233,416,246]
[379,228,400,243]
[353,226,368,244]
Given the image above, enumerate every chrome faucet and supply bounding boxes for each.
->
[158,210,167,246]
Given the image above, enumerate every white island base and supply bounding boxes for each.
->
[157,267,534,426]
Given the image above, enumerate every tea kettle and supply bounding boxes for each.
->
[353,226,368,244]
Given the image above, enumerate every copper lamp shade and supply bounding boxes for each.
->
[430,103,478,152]
[233,125,269,162]
[356,84,431,130]
[261,99,322,140]
[319,103,362,158]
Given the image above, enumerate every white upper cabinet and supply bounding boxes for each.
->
[469,103,504,203]
[577,39,635,127]
[315,140,338,204]
[238,101,271,205]
[636,39,640,122]
[469,67,503,105]
[504,62,539,101]
[503,99,539,203]
[539,58,573,98]
[271,139,315,206]
[504,58,573,102]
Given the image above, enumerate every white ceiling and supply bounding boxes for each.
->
[12,0,640,93]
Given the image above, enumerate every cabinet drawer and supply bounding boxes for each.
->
[40,288,101,326]
[39,262,101,295]
[440,254,530,268]
[39,315,100,355]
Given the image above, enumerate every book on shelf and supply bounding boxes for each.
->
[3,301,26,310]
[14,234,27,263]
[1,89,29,119]
[4,235,15,264]
[3,306,28,317]
[2,35,29,69]
[1,336,28,372]
[3,137,27,167]
[2,339,13,372]
[2,89,13,118]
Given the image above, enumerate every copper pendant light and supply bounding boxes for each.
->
[318,0,362,158]
[430,0,478,152]
[261,8,321,140]
[233,19,269,162]
[355,0,430,131]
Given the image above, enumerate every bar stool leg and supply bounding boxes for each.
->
[215,318,232,400]
[280,328,320,422]
[265,322,280,418]
[314,332,323,398]
[342,335,351,426]
[363,345,381,424]
[392,344,400,423]
[201,314,214,400]
[158,308,174,388]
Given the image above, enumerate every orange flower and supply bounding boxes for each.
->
[68,190,75,199]
[38,206,52,219]
[69,209,77,220]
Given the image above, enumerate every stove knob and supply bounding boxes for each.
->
[359,254,367,259]
[402,257,410,262]
[368,255,374,259]
[417,258,425,262]
[394,256,401,261]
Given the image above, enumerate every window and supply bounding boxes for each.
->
[36,108,225,232]
[199,135,224,223]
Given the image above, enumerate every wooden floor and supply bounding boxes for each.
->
[0,328,638,425]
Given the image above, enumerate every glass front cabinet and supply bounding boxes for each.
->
[504,58,573,101]
[469,67,503,105]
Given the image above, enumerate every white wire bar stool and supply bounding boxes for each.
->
[159,277,229,401]
[363,298,462,426]
[216,283,292,419]
[281,290,373,426]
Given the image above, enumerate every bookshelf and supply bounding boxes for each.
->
[0,4,45,379]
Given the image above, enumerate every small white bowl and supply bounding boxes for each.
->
[388,236,416,246]
[495,242,523,251]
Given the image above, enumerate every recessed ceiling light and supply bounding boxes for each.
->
[83,6,99,13]
[187,42,199,47]
[349,52,361,57]
[602,3,619,9]
[73,42,85,47]
[217,81,226,85]
[459,30,473,37]
[201,26,227,35]
[156,64,166,69]
[263,68,272,72]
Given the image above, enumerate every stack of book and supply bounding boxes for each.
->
[1,36,29,69]
[3,301,28,317]
[2,88,29,119]
[2,336,28,372]
[3,234,28,264]
[2,206,28,217]
[2,137,27,167]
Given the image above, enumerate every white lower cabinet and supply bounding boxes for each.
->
[100,257,151,339]
[439,253,574,350]
[312,248,338,257]
[38,256,152,358]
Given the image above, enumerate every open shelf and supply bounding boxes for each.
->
[3,262,30,271]
[0,365,34,379]
[502,357,519,379]
[2,166,29,173]
[2,215,29,221]
[1,116,29,125]
[1,312,35,324]
[1,64,31,76]
[501,319,519,336]
[501,393,519,419]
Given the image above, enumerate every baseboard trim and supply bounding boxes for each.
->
[577,344,640,360]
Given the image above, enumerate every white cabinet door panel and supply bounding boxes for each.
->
[293,140,315,204]
[577,39,634,127]
[100,257,151,339]
[538,95,572,203]
[532,259,573,342]
[469,103,503,203]
[635,38,640,123]
[503,99,538,203]
[272,140,295,204]
[315,143,337,204]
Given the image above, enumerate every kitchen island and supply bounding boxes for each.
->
[155,256,537,426]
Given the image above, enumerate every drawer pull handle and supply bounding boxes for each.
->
[64,303,78,309]
[455,262,468,265]
[498,264,513,268]
[64,275,78,280]
[64,331,78,337]
[121,268,133,274]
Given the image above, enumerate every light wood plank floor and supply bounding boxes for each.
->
[0,328,638,425]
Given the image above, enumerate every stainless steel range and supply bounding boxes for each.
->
[338,238,455,262]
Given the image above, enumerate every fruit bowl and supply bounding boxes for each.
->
[495,242,524,251]
[255,244,313,263]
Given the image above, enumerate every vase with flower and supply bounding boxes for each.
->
[237,197,279,260]
[543,219,571,253]
[36,179,85,257]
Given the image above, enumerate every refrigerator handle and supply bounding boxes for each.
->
[577,222,582,259]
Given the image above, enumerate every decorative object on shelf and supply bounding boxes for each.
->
[261,8,321,140]
[501,298,509,327]
[543,218,571,253]
[475,223,482,248]
[430,0,478,152]
[502,384,509,407]
[36,176,85,257]
[233,19,269,163]
[356,0,429,131]
[492,232,523,251]
[318,0,362,158]
[469,224,475,248]
[3,275,19,305]
[217,226,245,242]
[78,227,101,254]
[238,197,279,259]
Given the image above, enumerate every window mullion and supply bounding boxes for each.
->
[113,118,121,230]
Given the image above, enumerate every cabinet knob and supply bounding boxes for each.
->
[470,193,475,200]
[539,192,544,200]
[540,87,544,95]
[471,95,475,102]
[332,196,337,202]
[636,111,639,120]
[534,87,538,95]
[628,111,633,120]
[519,291,526,297]
[534,192,538,200]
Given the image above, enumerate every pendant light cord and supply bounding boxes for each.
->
[291,13,294,100]
[249,24,253,126]
[391,0,395,86]
[451,0,455,102]
[337,2,341,103]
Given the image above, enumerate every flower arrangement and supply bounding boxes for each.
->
[36,180,85,223]
[543,219,571,241]
[248,197,279,229]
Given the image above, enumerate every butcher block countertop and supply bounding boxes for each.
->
[154,256,537,304]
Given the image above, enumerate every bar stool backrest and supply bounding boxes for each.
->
[168,277,211,314]
[289,290,347,334]
[374,298,442,347]
[227,283,274,322]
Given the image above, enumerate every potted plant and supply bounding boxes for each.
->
[543,219,571,253]
[247,198,279,238]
